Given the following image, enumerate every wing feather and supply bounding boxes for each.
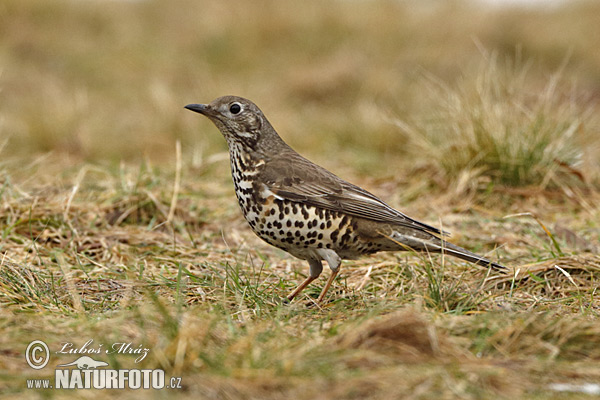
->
[258,152,446,236]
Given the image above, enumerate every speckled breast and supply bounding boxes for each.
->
[227,144,387,259]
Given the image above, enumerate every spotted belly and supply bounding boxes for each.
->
[233,187,388,260]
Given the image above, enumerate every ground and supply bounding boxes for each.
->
[0,1,599,399]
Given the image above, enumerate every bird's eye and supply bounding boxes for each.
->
[229,103,242,114]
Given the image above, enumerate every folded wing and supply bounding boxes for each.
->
[258,152,446,236]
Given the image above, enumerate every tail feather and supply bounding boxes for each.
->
[439,241,507,272]
[389,231,507,272]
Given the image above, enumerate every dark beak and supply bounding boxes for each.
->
[184,103,211,115]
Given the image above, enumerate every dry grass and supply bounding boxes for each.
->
[394,50,598,187]
[1,155,598,399]
[1,0,600,399]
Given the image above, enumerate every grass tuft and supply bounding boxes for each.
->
[395,51,597,188]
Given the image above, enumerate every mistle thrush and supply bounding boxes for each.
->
[185,96,506,302]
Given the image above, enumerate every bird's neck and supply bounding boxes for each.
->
[228,141,262,179]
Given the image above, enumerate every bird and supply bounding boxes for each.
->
[185,96,506,303]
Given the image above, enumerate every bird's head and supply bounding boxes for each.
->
[185,96,269,150]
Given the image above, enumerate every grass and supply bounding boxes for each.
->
[1,155,598,398]
[394,50,596,187]
[1,0,600,399]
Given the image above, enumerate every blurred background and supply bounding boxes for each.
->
[2,3,600,397]
[1,0,599,184]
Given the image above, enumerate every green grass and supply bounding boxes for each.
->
[1,0,600,399]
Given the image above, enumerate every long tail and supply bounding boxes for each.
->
[389,231,507,272]
[436,241,507,272]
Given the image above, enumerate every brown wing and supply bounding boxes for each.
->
[258,152,446,236]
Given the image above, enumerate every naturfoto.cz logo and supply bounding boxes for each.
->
[25,340,182,390]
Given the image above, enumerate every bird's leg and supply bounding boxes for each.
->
[317,268,340,303]
[287,259,323,301]
[316,252,342,303]
[286,276,315,301]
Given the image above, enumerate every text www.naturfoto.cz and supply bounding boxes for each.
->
[27,379,50,389]
[26,369,176,389]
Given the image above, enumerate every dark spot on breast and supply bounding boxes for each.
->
[340,215,349,227]
[340,230,352,245]
[301,207,309,219]
[330,230,339,243]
